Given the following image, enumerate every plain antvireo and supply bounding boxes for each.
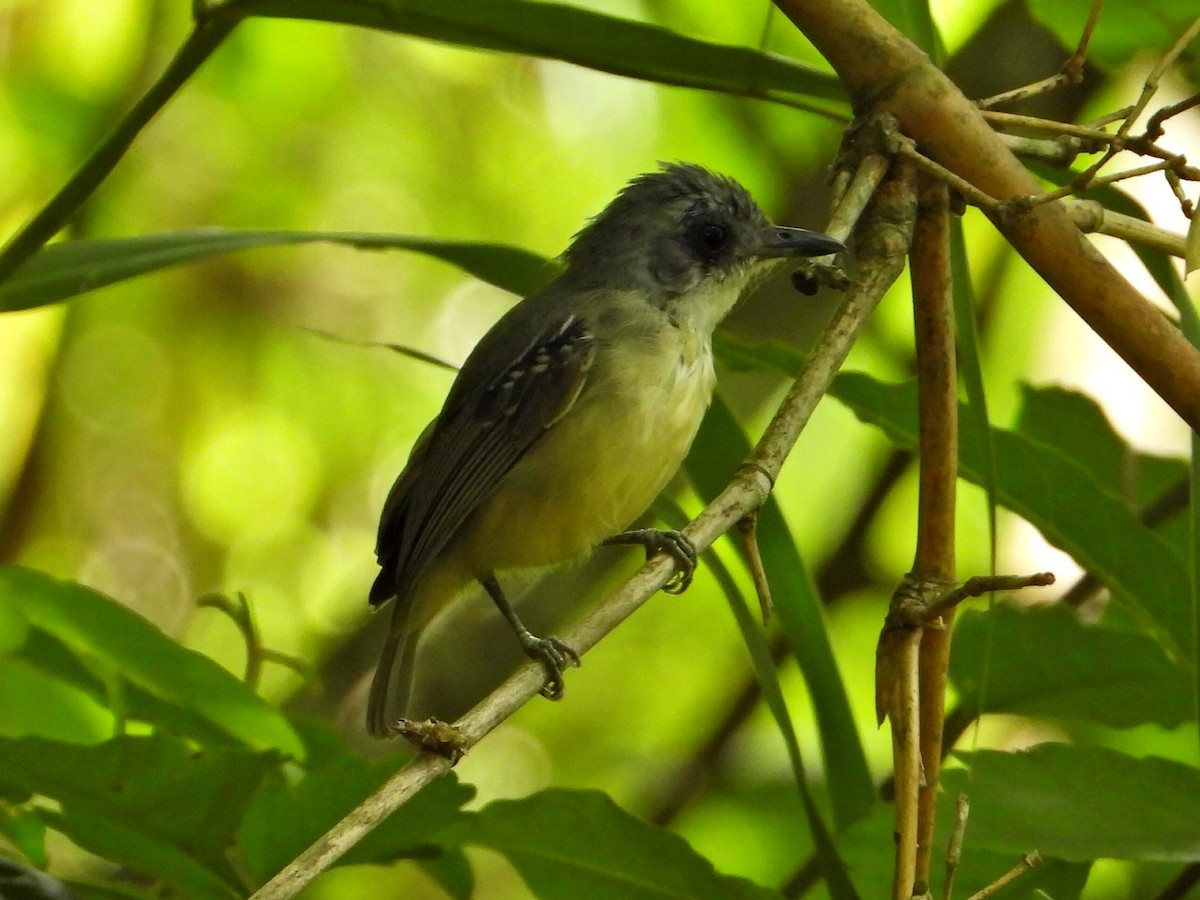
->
[367,163,842,737]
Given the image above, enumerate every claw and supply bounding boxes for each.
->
[521,634,581,700]
[604,528,698,594]
[482,575,581,701]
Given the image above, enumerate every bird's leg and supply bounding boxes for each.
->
[602,528,698,595]
[480,575,580,700]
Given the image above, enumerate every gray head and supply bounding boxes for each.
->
[561,162,841,300]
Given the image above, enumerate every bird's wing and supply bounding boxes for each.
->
[371,314,596,607]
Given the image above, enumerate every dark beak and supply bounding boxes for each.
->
[756,225,844,259]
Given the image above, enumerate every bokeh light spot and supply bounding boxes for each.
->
[181,406,322,545]
[58,324,170,432]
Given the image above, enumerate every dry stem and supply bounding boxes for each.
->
[908,176,959,897]
[773,0,1200,433]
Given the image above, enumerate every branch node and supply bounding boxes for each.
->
[737,511,774,623]
[883,571,1056,633]
[392,718,468,763]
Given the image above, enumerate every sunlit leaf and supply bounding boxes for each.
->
[944,745,1200,862]
[0,229,554,311]
[240,0,846,110]
[0,567,304,757]
[449,788,781,899]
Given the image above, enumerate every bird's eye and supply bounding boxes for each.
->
[699,223,728,251]
[688,220,730,263]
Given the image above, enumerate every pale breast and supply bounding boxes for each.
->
[462,327,716,573]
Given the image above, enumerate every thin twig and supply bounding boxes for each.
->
[1061,14,1200,208]
[998,133,1089,168]
[965,852,1043,900]
[925,573,1056,622]
[943,793,970,900]
[1116,14,1200,144]
[885,572,1057,632]
[827,118,897,243]
[891,141,1003,215]
[1009,159,1179,212]
[887,618,923,900]
[197,591,309,690]
[1063,200,1188,258]
[737,512,774,622]
[979,110,1114,145]
[1146,93,1200,141]
[975,0,1102,109]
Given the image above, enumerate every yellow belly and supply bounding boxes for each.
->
[460,336,715,574]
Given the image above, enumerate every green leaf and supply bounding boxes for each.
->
[829,374,1192,655]
[0,566,304,757]
[944,745,1200,862]
[417,847,475,900]
[1014,384,1185,509]
[951,604,1193,728]
[42,809,239,900]
[0,734,280,894]
[450,788,780,899]
[238,720,474,883]
[654,495,856,899]
[712,331,805,377]
[0,228,555,311]
[240,0,845,110]
[0,806,48,868]
[690,396,875,833]
[60,880,156,900]
[950,219,999,578]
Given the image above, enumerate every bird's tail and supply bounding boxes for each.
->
[367,601,421,738]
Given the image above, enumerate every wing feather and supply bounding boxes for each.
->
[371,315,596,608]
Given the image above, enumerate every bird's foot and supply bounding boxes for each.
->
[604,528,698,594]
[520,634,581,700]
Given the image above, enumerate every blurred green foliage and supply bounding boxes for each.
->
[1,1,1199,898]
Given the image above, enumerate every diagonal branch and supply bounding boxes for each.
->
[248,156,918,900]
[773,0,1200,434]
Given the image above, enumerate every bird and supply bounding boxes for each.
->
[366,162,842,737]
